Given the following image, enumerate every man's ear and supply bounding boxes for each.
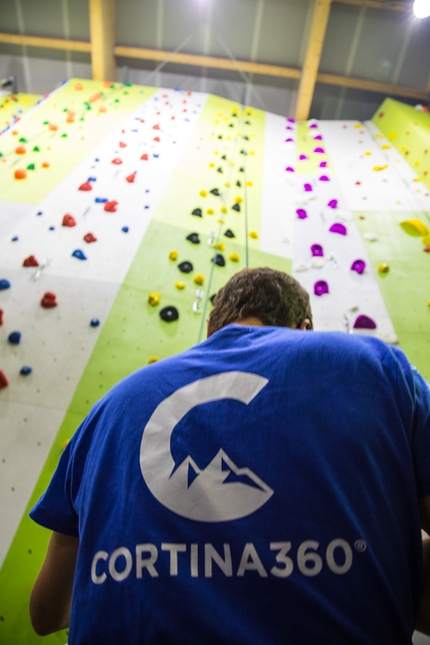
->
[299,318,312,330]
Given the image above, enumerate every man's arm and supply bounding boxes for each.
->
[30,531,79,636]
[416,496,430,635]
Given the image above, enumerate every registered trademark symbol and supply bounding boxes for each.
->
[354,540,367,553]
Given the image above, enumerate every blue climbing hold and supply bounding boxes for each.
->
[12,236,18,242]
[144,205,149,209]
[20,366,32,375]
[8,331,21,344]
[49,226,55,231]
[0,279,11,290]
[122,226,129,233]
[88,177,97,182]
[90,318,100,327]
[72,249,87,260]
[153,153,159,158]
[37,211,43,216]
[95,197,108,203]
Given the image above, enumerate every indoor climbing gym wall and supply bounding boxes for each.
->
[0,79,429,644]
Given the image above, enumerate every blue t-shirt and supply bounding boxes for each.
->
[30,325,430,645]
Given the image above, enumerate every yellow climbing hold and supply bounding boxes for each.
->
[414,161,420,167]
[214,242,225,252]
[229,252,240,262]
[354,123,362,129]
[175,281,186,290]
[148,357,159,364]
[217,218,225,224]
[247,181,253,187]
[381,144,391,150]
[220,206,228,213]
[148,292,161,306]
[400,219,429,237]
[209,162,215,168]
[224,181,230,187]
[246,108,252,115]
[364,151,372,156]
[169,250,178,261]
[234,196,243,203]
[388,132,397,141]
[200,190,207,197]
[207,208,214,215]
[249,231,259,239]
[373,165,388,171]
[378,263,390,274]
[194,274,204,285]
[422,235,430,246]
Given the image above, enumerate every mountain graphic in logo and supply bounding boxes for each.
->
[140,371,273,522]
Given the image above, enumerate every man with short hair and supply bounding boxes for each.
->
[30,267,430,644]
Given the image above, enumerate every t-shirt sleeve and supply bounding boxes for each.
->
[29,438,79,537]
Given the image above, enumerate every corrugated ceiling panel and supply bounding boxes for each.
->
[67,0,90,41]
[257,0,310,67]
[0,0,20,32]
[162,0,202,54]
[319,4,363,76]
[14,0,67,38]
[209,0,257,59]
[116,0,159,48]
[396,19,430,89]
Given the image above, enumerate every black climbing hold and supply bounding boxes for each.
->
[236,181,241,187]
[228,123,234,128]
[218,134,223,139]
[186,233,200,244]
[232,203,241,212]
[241,149,247,155]
[224,229,235,238]
[221,155,227,161]
[217,167,223,173]
[160,306,179,322]
[212,254,225,267]
[245,120,251,125]
[178,261,193,273]
[209,294,217,305]
[239,167,245,172]
[191,208,202,217]
[210,188,220,196]
[243,135,249,141]
[90,318,100,327]
[8,331,21,345]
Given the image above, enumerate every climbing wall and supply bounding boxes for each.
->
[0,80,429,644]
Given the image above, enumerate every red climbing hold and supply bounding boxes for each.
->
[41,292,57,308]
[0,309,3,325]
[23,255,39,267]
[140,153,148,161]
[153,136,160,142]
[119,141,127,148]
[79,181,92,191]
[152,124,160,130]
[126,173,136,183]
[62,214,76,227]
[0,370,8,389]
[104,200,118,212]
[83,232,97,243]
[111,158,122,165]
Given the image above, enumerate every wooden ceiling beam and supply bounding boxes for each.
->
[295,0,333,121]
[317,72,427,100]
[0,32,91,52]
[334,0,411,11]
[89,0,116,82]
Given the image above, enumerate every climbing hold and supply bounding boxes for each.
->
[90,318,100,327]
[74,82,84,90]
[0,279,11,290]
[311,244,323,257]
[79,181,92,191]
[214,242,225,252]
[23,255,39,267]
[122,226,129,233]
[249,231,258,239]
[48,123,58,131]
[41,292,57,308]
[209,294,217,305]
[42,162,50,168]
[83,233,97,243]
[378,263,390,274]
[299,155,307,161]
[186,233,200,244]
[296,262,310,273]
[111,158,122,165]
[210,188,221,196]
[296,209,308,220]
[140,153,148,161]
[320,161,327,168]
[220,206,228,214]
[319,175,330,182]
[314,280,329,296]
[175,282,186,290]
[0,309,2,325]
[126,172,136,183]
[329,223,347,235]
[224,229,235,238]
[314,147,325,154]
[72,249,87,260]
[285,167,295,173]
[194,274,204,285]
[160,306,179,322]
[311,257,324,269]
[14,169,27,179]
[232,203,240,212]
[104,200,118,212]
[353,315,376,330]
[0,370,8,389]
[169,250,178,261]
[20,366,32,376]
[212,254,225,267]
[373,165,387,172]
[12,236,18,242]
[217,167,223,173]
[327,199,338,209]
[304,183,313,192]
[15,145,26,154]
[200,190,207,197]
[351,260,366,274]
[148,292,161,306]
[152,124,160,130]
[148,357,159,364]
[8,331,21,344]
[207,208,214,215]
[400,219,429,237]
[178,261,193,273]
[62,214,76,227]
[191,208,202,217]
[95,197,108,203]
[27,163,35,170]
[229,253,240,262]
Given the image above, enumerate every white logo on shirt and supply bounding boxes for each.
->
[139,371,273,522]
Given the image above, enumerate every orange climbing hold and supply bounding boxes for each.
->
[42,162,50,168]
[89,92,102,103]
[49,123,58,131]
[15,145,26,154]
[14,169,27,179]
[74,82,84,91]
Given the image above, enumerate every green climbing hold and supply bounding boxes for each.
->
[26,163,35,170]
[19,137,27,143]
[33,146,40,152]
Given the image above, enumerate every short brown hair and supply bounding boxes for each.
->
[209,267,313,332]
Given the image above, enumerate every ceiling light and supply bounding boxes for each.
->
[413,0,430,18]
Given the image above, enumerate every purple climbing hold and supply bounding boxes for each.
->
[314,147,325,153]
[327,199,338,209]
[299,154,307,161]
[351,259,366,274]
[329,223,347,235]
[314,280,329,296]
[319,175,330,182]
[353,315,377,330]
[285,166,295,172]
[285,138,294,143]
[311,244,324,257]
[314,135,323,140]
[287,118,295,123]
[296,209,308,220]
[304,183,313,192]
[320,161,328,168]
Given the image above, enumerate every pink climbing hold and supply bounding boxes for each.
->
[314,281,329,296]
[327,199,338,209]
[62,214,76,227]
[314,135,323,140]
[104,200,118,212]
[79,181,92,191]
[83,233,97,243]
[23,255,39,267]
[287,118,295,123]
[329,223,347,235]
[111,158,122,165]
[353,315,376,330]
[296,209,308,220]
[126,172,136,183]
[0,370,8,389]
